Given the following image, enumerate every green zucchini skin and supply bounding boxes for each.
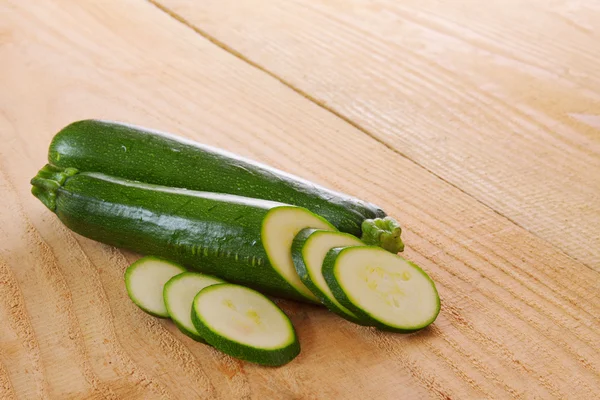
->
[31,165,309,302]
[173,320,205,342]
[48,120,403,252]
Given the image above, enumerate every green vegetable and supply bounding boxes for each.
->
[322,246,440,333]
[48,120,403,253]
[291,229,369,324]
[124,256,186,318]
[163,272,225,341]
[191,283,300,366]
[31,164,335,302]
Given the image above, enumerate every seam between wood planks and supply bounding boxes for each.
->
[146,0,597,274]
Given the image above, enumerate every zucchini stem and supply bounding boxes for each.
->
[30,164,78,211]
[360,217,405,253]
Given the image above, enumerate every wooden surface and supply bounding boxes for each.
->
[1,0,599,399]
[158,0,600,269]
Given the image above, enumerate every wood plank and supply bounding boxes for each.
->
[1,0,599,398]
[155,0,600,268]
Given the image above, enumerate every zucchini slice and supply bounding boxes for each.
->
[163,272,225,341]
[323,246,440,332]
[191,284,300,366]
[291,229,369,324]
[262,207,335,302]
[125,257,186,318]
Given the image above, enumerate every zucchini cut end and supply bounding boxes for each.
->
[262,206,337,303]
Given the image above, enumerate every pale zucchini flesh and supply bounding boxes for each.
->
[262,207,336,302]
[323,246,440,332]
[125,257,186,318]
[291,229,369,324]
[163,272,225,341]
[191,283,300,366]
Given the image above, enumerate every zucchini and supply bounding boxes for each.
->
[291,229,369,324]
[191,283,300,366]
[48,120,404,253]
[163,272,225,341]
[31,164,335,302]
[322,246,440,332]
[125,256,186,318]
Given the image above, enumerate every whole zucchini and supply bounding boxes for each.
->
[31,164,337,302]
[48,120,404,253]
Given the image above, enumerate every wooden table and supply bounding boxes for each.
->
[1,1,599,398]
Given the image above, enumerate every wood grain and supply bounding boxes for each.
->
[1,0,599,398]
[155,0,600,269]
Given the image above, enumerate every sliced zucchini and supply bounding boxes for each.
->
[323,246,440,332]
[125,257,186,318]
[31,165,335,302]
[163,272,225,341]
[291,229,369,324]
[262,207,335,302]
[191,283,300,366]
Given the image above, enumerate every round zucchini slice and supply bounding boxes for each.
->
[125,257,186,318]
[323,246,440,332]
[291,228,370,324]
[163,272,225,341]
[192,283,300,366]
